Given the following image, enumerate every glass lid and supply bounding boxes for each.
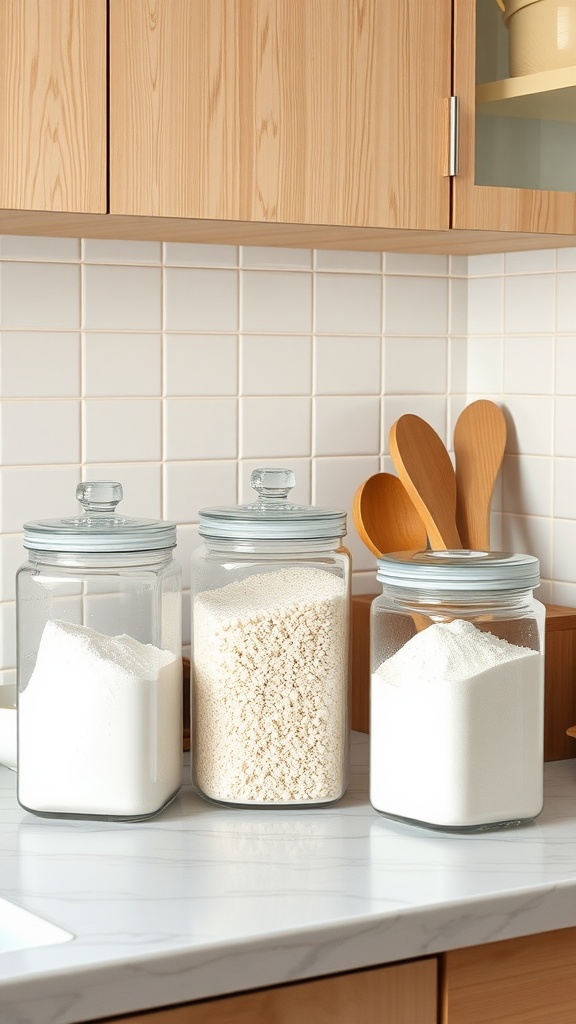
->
[198,468,347,540]
[376,549,540,592]
[23,481,177,552]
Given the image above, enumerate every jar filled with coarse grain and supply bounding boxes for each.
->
[191,469,350,807]
[370,550,545,832]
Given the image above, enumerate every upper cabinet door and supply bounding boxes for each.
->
[453,0,576,233]
[109,0,452,231]
[0,0,106,214]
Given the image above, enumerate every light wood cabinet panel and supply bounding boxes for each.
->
[109,0,451,231]
[442,927,576,1024]
[452,0,576,234]
[95,959,438,1024]
[0,0,106,214]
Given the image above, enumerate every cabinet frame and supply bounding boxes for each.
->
[452,0,576,234]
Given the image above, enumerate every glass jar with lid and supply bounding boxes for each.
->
[370,549,545,832]
[191,468,350,807]
[16,481,183,821]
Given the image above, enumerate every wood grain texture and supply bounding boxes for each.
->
[453,400,507,550]
[389,414,462,550]
[96,959,437,1024]
[543,606,576,760]
[452,0,576,234]
[109,0,451,230]
[0,0,106,213]
[351,598,576,760]
[353,473,427,558]
[2,209,576,253]
[442,928,576,1024]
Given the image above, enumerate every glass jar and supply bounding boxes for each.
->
[191,468,350,807]
[370,550,545,832]
[16,481,183,821]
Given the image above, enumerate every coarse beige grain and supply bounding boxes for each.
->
[193,567,348,804]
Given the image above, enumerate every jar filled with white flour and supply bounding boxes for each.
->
[191,468,350,807]
[16,481,183,821]
[370,550,545,832]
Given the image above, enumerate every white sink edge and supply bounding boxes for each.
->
[0,895,74,955]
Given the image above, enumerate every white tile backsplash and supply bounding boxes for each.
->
[83,265,162,330]
[164,267,238,331]
[164,460,237,522]
[0,331,80,397]
[556,272,576,332]
[313,396,380,456]
[0,235,80,261]
[83,333,162,396]
[384,336,447,394]
[83,399,162,463]
[315,273,382,334]
[0,236,575,671]
[503,336,555,395]
[241,271,312,333]
[241,335,312,395]
[0,400,80,465]
[164,398,237,461]
[83,239,162,264]
[314,336,381,395]
[0,262,80,329]
[240,396,311,458]
[164,334,238,396]
[165,243,238,267]
[385,275,448,335]
[504,274,555,334]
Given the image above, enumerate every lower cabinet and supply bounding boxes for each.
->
[96,958,438,1023]
[442,927,576,1024]
[89,926,576,1024]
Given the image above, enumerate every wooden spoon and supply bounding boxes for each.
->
[353,472,427,557]
[453,400,507,551]
[389,414,461,550]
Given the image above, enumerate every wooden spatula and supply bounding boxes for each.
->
[389,414,461,550]
[353,472,427,557]
[453,400,507,551]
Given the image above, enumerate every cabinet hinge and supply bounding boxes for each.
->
[448,96,460,177]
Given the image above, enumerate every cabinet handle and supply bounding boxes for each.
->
[449,96,460,177]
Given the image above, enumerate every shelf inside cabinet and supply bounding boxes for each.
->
[476,65,576,121]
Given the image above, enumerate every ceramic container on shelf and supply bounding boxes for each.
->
[16,481,183,821]
[497,0,576,75]
[370,549,545,832]
[191,468,351,808]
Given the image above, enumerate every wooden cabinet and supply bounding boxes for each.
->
[109,0,451,232]
[94,959,438,1024]
[453,0,576,234]
[0,0,106,214]
[442,927,576,1024]
[2,0,576,251]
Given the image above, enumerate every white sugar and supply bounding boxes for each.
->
[18,619,182,817]
[370,618,544,828]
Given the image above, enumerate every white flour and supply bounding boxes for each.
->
[193,566,348,804]
[18,620,182,817]
[370,618,544,828]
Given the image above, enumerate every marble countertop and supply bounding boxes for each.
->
[2,733,576,1024]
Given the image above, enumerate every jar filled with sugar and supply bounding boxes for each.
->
[16,481,183,821]
[370,550,545,832]
[191,468,350,807]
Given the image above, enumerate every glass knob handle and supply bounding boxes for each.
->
[76,480,123,513]
[250,468,295,501]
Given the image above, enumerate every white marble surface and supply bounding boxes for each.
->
[2,734,576,1024]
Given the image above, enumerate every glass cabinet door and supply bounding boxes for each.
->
[452,0,576,233]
